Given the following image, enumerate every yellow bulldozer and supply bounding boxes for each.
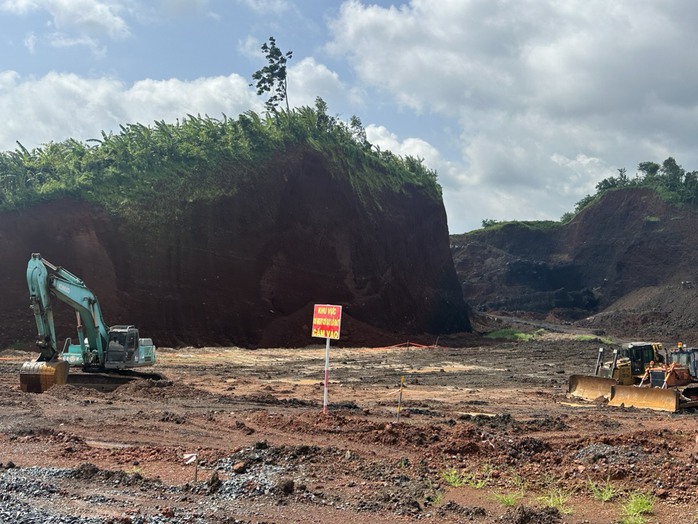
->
[568,342,698,412]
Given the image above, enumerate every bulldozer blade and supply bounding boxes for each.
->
[19,360,69,393]
[608,385,680,413]
[568,375,616,401]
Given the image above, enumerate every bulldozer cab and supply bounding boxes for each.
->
[622,342,664,376]
[667,347,698,378]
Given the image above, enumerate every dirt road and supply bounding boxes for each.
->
[1,334,697,523]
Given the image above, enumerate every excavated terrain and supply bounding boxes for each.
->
[452,187,698,343]
[1,324,698,523]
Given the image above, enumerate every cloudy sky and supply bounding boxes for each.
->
[1,0,697,233]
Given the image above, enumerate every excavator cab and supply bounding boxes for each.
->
[106,325,139,367]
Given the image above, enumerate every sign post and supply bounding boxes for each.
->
[311,304,342,414]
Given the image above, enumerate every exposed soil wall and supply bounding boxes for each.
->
[451,187,698,321]
[1,147,470,349]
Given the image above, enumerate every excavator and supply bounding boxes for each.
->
[20,253,156,393]
[569,342,698,412]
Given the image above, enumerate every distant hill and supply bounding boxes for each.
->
[451,187,698,341]
[0,107,470,348]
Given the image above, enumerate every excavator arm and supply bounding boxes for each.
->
[26,253,111,365]
[26,254,59,362]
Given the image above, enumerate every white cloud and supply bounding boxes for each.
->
[329,0,698,231]
[2,0,130,53]
[0,71,259,151]
[235,0,289,15]
[0,0,40,14]
[287,57,360,110]
[47,0,130,39]
[23,31,37,53]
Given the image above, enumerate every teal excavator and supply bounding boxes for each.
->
[20,253,156,393]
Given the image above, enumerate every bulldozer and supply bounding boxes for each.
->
[568,342,698,412]
[568,342,662,397]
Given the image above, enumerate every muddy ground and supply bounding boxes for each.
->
[1,331,698,523]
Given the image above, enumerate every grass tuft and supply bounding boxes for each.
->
[441,468,466,487]
[493,491,523,507]
[620,491,655,523]
[587,477,617,502]
[537,487,574,515]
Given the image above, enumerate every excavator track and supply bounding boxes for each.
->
[66,369,167,392]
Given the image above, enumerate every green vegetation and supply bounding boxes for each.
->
[568,157,698,221]
[0,100,440,218]
[440,465,492,489]
[587,477,618,502]
[484,328,545,341]
[508,473,529,493]
[492,491,523,507]
[478,219,561,233]
[537,487,574,515]
[619,492,655,523]
[441,468,466,487]
[250,36,293,112]
[425,480,444,507]
[463,467,491,489]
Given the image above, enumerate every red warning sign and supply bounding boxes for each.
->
[311,304,342,339]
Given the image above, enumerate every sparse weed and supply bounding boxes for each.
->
[621,491,655,521]
[493,491,523,507]
[463,464,491,489]
[537,487,574,515]
[464,471,490,489]
[508,473,529,493]
[619,515,647,524]
[587,477,617,502]
[441,468,466,487]
[440,466,491,489]
[425,480,444,507]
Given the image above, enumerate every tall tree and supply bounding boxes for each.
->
[250,36,293,112]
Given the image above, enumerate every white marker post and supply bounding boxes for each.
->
[323,336,331,413]
[311,304,342,414]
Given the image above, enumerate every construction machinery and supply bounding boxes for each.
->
[568,342,663,398]
[20,253,156,393]
[568,342,698,412]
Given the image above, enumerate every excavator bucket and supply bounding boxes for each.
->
[19,360,69,393]
[568,375,617,402]
[608,385,680,413]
